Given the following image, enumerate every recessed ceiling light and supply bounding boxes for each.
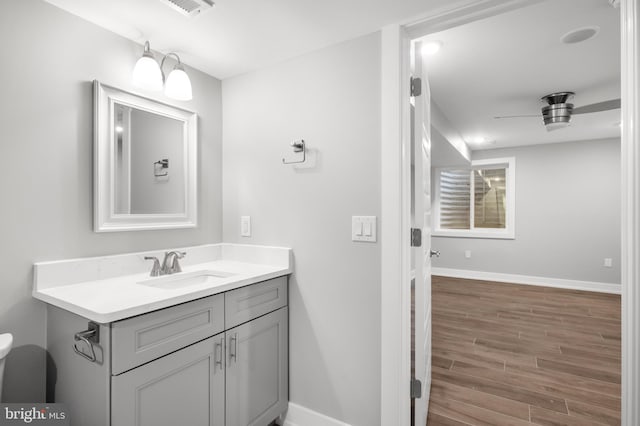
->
[115,125,124,133]
[561,26,600,44]
[422,41,443,55]
[467,137,497,146]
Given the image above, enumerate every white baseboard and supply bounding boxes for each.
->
[282,403,351,426]
[432,267,621,294]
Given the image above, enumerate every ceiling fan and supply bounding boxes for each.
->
[494,92,621,131]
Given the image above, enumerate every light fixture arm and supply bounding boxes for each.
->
[142,40,153,56]
[160,52,184,81]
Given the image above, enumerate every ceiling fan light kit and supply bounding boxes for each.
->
[541,91,574,130]
[494,91,621,132]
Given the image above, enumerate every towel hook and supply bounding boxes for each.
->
[282,140,306,164]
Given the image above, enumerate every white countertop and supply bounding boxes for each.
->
[33,244,292,323]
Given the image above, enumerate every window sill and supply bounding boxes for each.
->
[432,230,515,240]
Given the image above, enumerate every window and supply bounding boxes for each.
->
[434,157,515,239]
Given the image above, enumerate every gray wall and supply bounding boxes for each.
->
[432,138,621,284]
[432,126,471,168]
[0,0,222,401]
[222,33,382,425]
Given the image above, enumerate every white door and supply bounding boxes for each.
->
[411,40,432,426]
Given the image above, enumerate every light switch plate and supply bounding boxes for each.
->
[604,258,613,268]
[352,216,377,242]
[241,216,251,237]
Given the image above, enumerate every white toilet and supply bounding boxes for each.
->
[0,333,13,401]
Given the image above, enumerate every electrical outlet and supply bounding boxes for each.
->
[604,258,613,268]
[464,250,471,259]
[241,216,251,237]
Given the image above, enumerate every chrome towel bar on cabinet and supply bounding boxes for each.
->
[73,322,100,363]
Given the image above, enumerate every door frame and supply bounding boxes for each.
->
[620,2,639,424]
[379,1,639,425]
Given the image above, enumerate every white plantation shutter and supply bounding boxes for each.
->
[474,169,506,229]
[435,158,514,238]
[439,170,471,229]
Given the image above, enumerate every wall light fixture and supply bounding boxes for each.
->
[132,41,193,101]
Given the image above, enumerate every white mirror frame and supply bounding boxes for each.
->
[93,80,198,232]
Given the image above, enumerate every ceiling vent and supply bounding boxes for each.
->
[160,0,215,17]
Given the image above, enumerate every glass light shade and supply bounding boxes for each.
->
[546,121,571,132]
[132,54,163,91]
[164,66,193,101]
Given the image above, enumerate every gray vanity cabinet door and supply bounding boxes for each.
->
[111,334,225,426]
[226,307,288,426]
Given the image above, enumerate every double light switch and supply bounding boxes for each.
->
[241,216,251,237]
[352,216,377,242]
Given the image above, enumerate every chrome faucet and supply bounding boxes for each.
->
[144,251,186,276]
[161,251,186,275]
[144,256,162,277]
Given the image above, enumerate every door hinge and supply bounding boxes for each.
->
[410,378,422,399]
[410,77,422,97]
[411,228,422,247]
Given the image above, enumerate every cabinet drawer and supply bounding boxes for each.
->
[112,294,224,375]
[225,276,287,328]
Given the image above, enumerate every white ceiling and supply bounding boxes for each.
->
[421,0,621,150]
[43,0,621,149]
[43,0,460,79]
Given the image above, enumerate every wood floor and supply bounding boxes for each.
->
[427,276,621,426]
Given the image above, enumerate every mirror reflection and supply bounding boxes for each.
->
[113,104,185,215]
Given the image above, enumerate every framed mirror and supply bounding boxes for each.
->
[93,81,197,232]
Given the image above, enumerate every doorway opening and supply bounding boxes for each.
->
[392,0,629,425]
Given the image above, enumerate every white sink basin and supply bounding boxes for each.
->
[138,270,236,290]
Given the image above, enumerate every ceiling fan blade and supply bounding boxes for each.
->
[493,114,539,119]
[573,98,621,114]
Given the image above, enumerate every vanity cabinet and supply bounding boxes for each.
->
[46,276,288,426]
